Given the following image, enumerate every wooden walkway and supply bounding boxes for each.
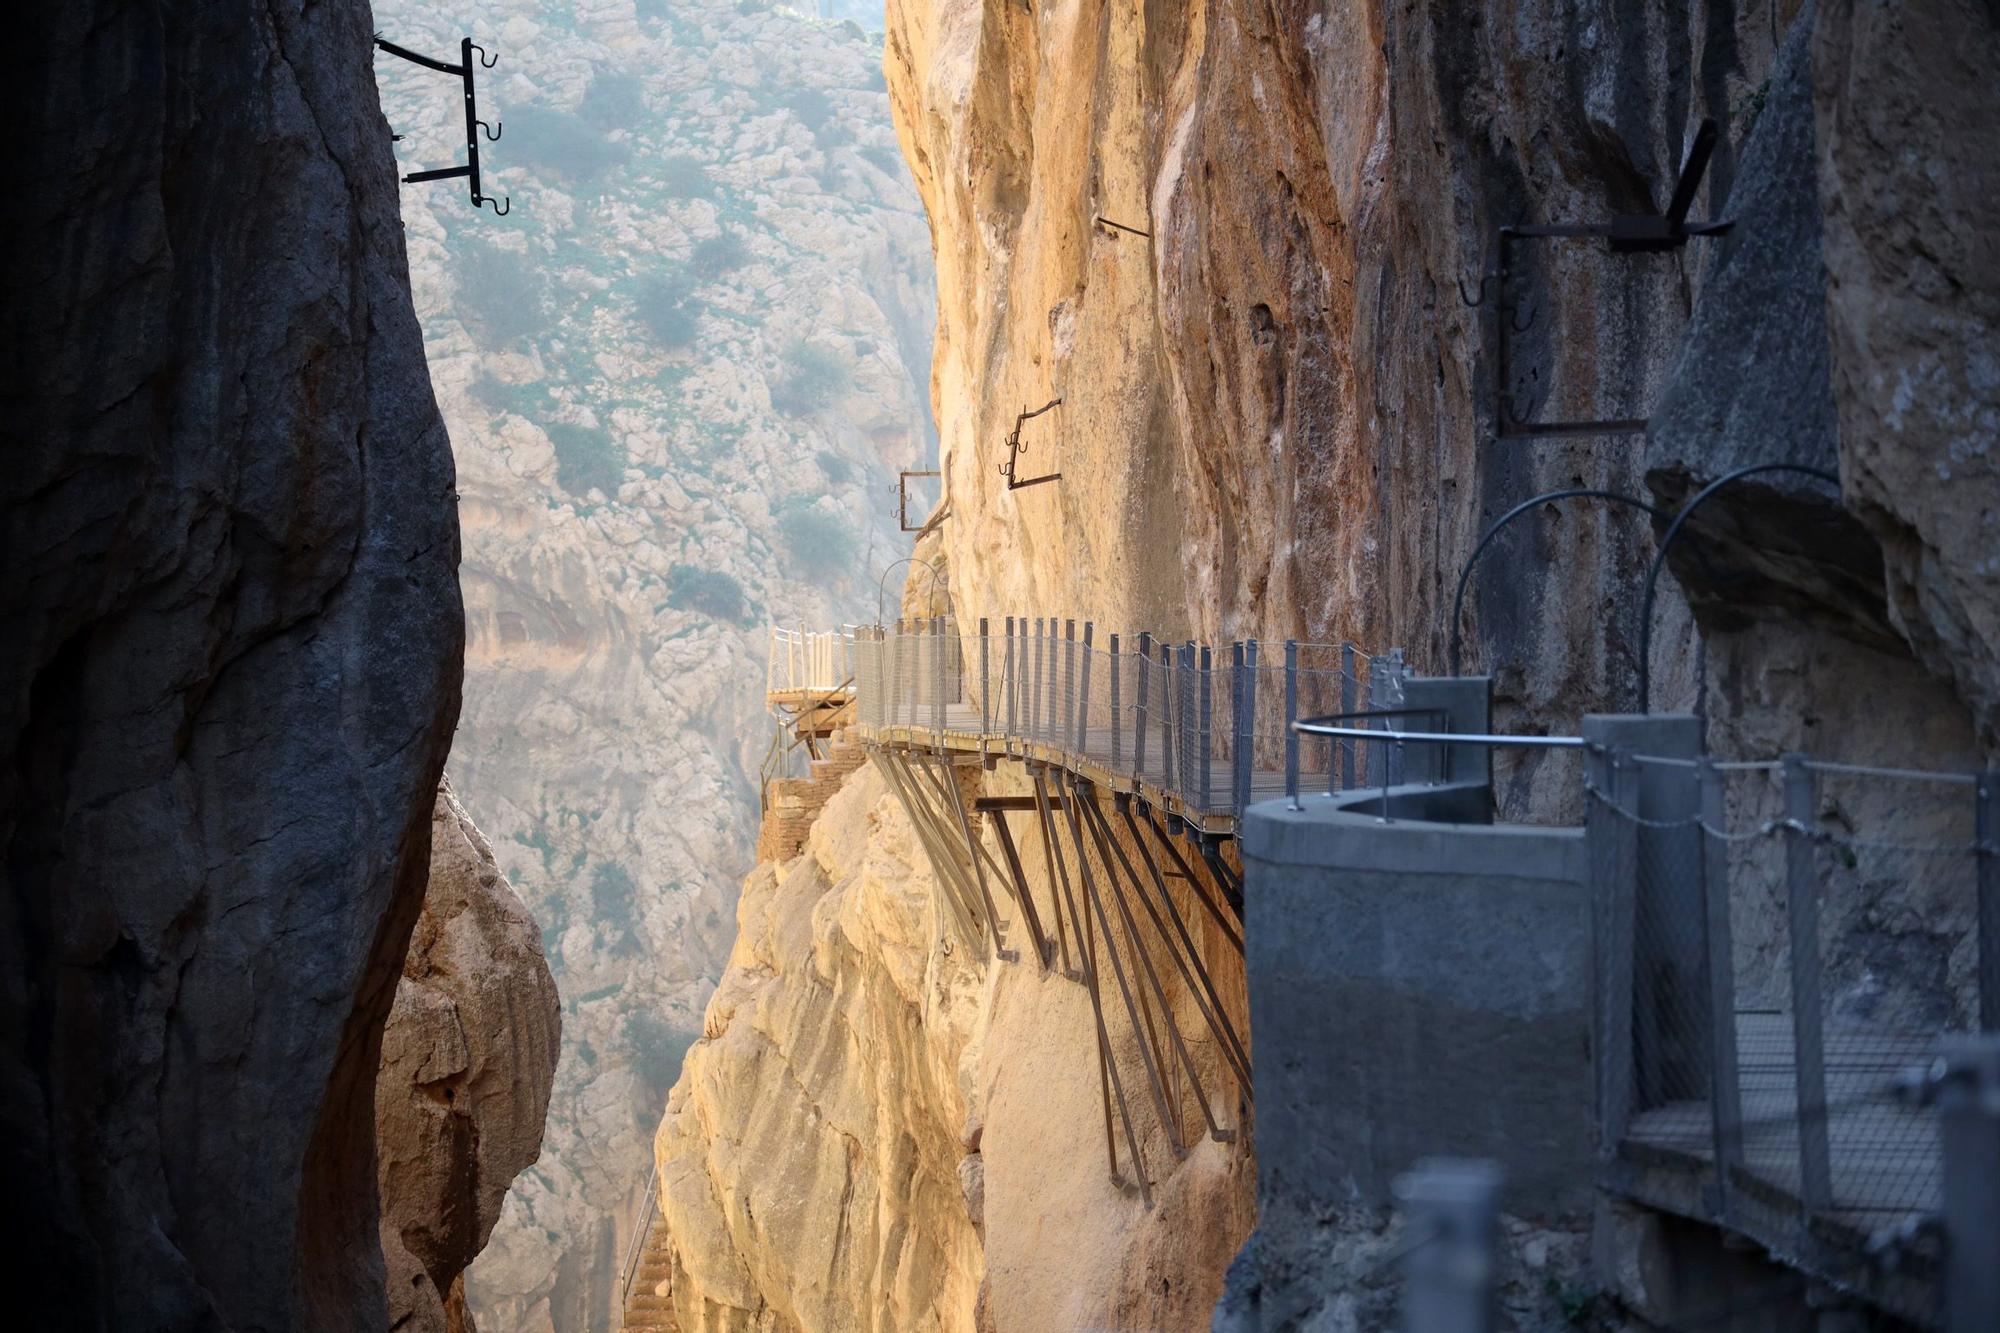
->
[1625,1011,1940,1228]
[848,699,1287,838]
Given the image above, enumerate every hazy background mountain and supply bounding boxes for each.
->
[370,1,932,1325]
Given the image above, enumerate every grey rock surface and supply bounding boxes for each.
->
[0,0,462,1327]
[378,781,561,1333]
[1815,0,2000,745]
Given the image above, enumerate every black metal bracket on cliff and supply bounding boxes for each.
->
[894,470,942,532]
[1465,119,1733,440]
[999,399,1063,490]
[376,35,510,216]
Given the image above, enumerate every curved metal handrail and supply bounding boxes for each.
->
[1637,462,1840,713]
[875,556,951,625]
[1448,488,1670,677]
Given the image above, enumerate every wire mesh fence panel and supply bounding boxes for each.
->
[1599,752,1984,1249]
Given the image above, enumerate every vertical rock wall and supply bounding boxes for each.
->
[0,0,463,1327]
[378,782,562,1332]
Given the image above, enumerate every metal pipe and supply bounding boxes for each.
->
[1293,723,1584,749]
[1637,463,1840,712]
[1447,488,1668,677]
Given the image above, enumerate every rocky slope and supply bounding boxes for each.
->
[655,749,1253,1332]
[379,781,563,1332]
[368,0,938,1324]
[0,0,462,1326]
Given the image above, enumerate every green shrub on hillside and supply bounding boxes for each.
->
[770,340,848,416]
[546,421,625,498]
[454,234,547,348]
[633,272,703,349]
[691,230,751,277]
[510,104,630,185]
[776,499,856,576]
[623,1008,695,1096]
[659,153,714,200]
[664,564,748,623]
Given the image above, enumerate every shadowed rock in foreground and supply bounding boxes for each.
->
[0,0,464,1326]
[379,781,562,1333]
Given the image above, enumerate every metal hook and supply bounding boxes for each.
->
[479,119,502,142]
[1457,273,1497,308]
[478,193,511,216]
[470,42,499,68]
[1508,301,1536,333]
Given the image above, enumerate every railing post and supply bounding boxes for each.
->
[1782,753,1833,1216]
[1339,643,1357,791]
[1077,622,1094,756]
[1939,1035,2000,1333]
[1109,633,1122,771]
[1063,619,1077,754]
[1230,643,1246,813]
[1168,640,1184,800]
[932,616,945,734]
[1284,640,1299,808]
[1233,642,1257,813]
[1395,1159,1502,1333]
[1587,743,1640,1161]
[1030,617,1044,743]
[1004,617,1017,740]
[979,617,992,736]
[1979,769,1998,1032]
[1160,641,1177,797]
[1134,631,1151,782]
[1696,756,1743,1217]
[1199,644,1214,812]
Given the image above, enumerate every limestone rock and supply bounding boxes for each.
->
[364,2,939,1320]
[0,0,461,1326]
[1814,0,2000,744]
[378,781,562,1332]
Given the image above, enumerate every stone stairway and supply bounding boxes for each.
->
[619,1213,682,1332]
[756,730,866,863]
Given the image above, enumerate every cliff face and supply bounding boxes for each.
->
[365,1,940,1324]
[0,1,462,1328]
[884,0,1991,766]
[378,782,563,1332]
[655,754,1252,1332]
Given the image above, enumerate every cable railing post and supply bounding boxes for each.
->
[1782,753,1833,1216]
[1168,640,1184,800]
[1199,644,1214,813]
[1395,1158,1502,1333]
[1284,640,1299,808]
[1339,643,1357,791]
[979,617,992,737]
[932,616,945,735]
[1232,642,1255,813]
[1939,1035,2000,1333]
[1005,617,1018,741]
[1077,622,1094,757]
[1109,633,1122,771]
[1696,755,1743,1218]
[1979,769,1999,1031]
[1134,631,1152,783]
[1160,641,1176,799]
[1064,619,1078,756]
[1030,617,1045,744]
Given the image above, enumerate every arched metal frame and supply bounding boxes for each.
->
[1449,488,1670,677]
[1637,462,1841,712]
[875,556,952,626]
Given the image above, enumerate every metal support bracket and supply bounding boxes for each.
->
[376,34,511,215]
[894,469,943,531]
[999,399,1063,490]
[1469,119,1732,439]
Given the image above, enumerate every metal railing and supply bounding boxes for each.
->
[1590,746,1998,1307]
[767,625,855,696]
[826,617,1402,823]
